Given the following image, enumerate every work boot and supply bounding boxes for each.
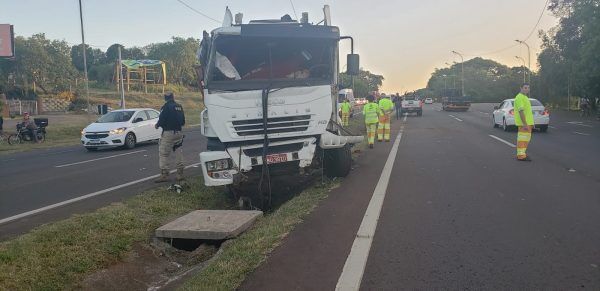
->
[517,156,532,162]
[176,167,185,181]
[154,170,170,183]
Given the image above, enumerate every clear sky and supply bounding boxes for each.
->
[1,0,557,92]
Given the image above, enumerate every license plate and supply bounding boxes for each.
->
[266,153,288,164]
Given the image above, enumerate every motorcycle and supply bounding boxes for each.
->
[8,118,48,145]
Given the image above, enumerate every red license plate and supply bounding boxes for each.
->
[266,153,288,164]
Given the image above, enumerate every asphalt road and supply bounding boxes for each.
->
[0,127,206,239]
[242,104,600,290]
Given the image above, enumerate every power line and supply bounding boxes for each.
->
[176,0,221,24]
[461,0,550,57]
[289,0,298,20]
[523,0,550,41]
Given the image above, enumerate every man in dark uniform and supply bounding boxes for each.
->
[155,92,186,183]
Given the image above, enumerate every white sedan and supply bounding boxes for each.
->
[492,98,550,132]
[424,98,434,104]
[81,108,161,151]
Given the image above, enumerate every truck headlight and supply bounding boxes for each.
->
[206,159,232,172]
[109,127,127,135]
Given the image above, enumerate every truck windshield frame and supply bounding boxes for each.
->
[206,35,336,92]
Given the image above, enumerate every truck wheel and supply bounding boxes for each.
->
[324,144,352,178]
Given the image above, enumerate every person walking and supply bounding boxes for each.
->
[340,98,352,127]
[377,94,394,142]
[363,95,382,149]
[395,94,403,120]
[514,84,534,162]
[155,93,186,182]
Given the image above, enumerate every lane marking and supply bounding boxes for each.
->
[567,121,593,128]
[448,114,463,122]
[54,150,147,168]
[489,134,516,148]
[0,163,202,225]
[573,131,590,136]
[402,115,407,122]
[478,111,490,115]
[549,125,556,129]
[336,124,404,290]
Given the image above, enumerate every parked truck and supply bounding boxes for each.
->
[441,89,471,111]
[196,6,363,208]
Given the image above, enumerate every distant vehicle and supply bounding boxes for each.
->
[338,88,358,117]
[424,97,433,104]
[441,89,470,111]
[8,118,47,145]
[401,96,423,116]
[492,98,550,132]
[81,108,161,151]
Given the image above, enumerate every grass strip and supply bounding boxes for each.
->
[0,181,231,290]
[180,180,340,290]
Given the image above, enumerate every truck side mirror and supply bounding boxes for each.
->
[347,54,359,75]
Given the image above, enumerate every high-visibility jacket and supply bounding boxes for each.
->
[514,93,534,126]
[363,102,382,124]
[341,101,352,113]
[378,98,394,114]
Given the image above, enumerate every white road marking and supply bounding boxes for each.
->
[448,114,463,122]
[402,115,407,122]
[478,111,490,115]
[0,163,202,225]
[549,126,556,129]
[489,135,516,148]
[54,150,147,168]
[336,125,404,290]
[573,131,590,136]
[567,121,593,128]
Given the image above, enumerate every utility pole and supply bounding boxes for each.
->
[118,46,125,109]
[451,51,465,96]
[78,0,90,117]
[515,40,531,83]
[515,56,526,83]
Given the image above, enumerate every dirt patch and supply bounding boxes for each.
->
[79,241,218,291]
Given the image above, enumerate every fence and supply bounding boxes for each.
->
[6,99,38,116]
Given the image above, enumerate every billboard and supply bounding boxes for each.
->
[0,24,15,58]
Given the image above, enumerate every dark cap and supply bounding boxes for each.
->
[164,92,174,100]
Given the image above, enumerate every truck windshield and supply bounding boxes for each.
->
[208,36,334,91]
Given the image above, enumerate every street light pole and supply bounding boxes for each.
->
[515,56,526,83]
[452,51,465,96]
[515,40,531,83]
[78,0,90,117]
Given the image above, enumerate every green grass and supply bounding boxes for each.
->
[180,181,340,290]
[0,180,231,290]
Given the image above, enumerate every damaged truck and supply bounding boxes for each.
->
[196,6,363,208]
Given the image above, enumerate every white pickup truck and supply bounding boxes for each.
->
[400,96,423,116]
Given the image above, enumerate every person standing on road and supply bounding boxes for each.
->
[395,94,403,120]
[340,98,352,127]
[377,94,394,142]
[363,95,382,149]
[514,84,534,162]
[155,93,186,183]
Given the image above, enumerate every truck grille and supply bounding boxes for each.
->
[242,142,304,157]
[232,115,311,137]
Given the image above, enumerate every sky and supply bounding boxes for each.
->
[0,0,558,93]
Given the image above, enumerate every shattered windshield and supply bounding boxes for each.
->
[208,36,334,90]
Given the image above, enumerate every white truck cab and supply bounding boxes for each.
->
[196,7,362,207]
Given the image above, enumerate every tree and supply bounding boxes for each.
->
[70,44,106,72]
[146,37,199,85]
[339,69,385,98]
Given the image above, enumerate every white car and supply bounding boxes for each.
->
[492,98,550,132]
[81,108,162,151]
[424,98,434,104]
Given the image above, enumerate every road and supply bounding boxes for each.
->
[242,103,600,290]
[0,127,206,239]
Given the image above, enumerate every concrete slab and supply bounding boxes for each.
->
[155,210,263,240]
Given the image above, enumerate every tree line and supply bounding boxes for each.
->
[0,34,199,99]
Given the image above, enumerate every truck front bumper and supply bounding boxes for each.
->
[200,137,317,187]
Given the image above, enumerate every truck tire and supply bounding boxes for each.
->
[324,144,352,178]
